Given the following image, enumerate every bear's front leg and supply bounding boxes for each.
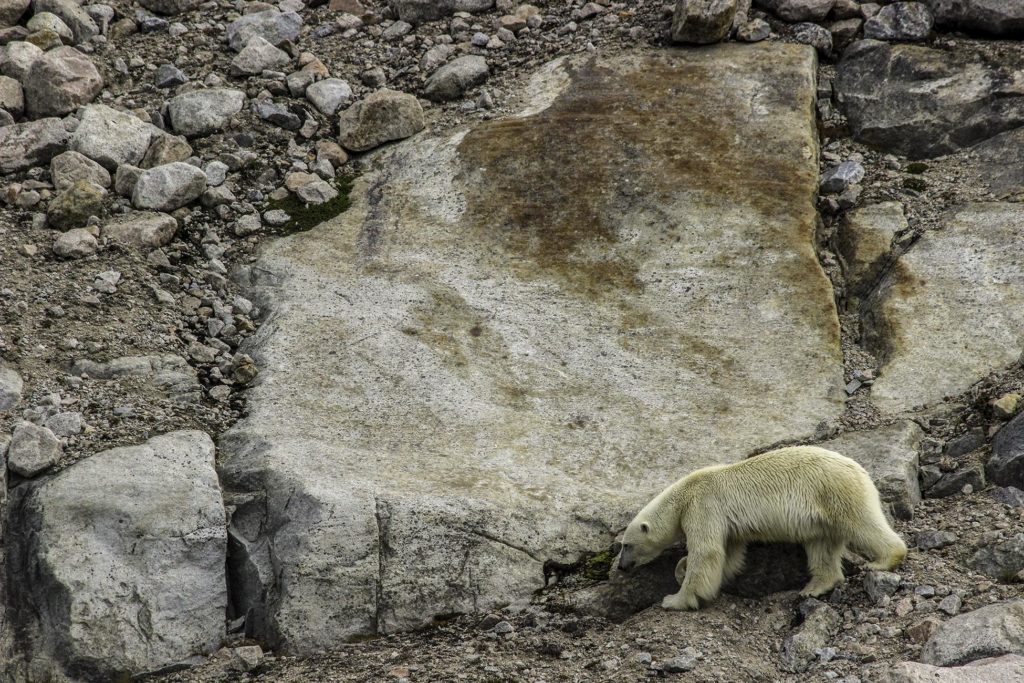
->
[661,590,700,611]
[674,556,688,585]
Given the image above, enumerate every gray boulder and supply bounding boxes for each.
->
[0,41,43,82]
[0,0,29,25]
[337,88,425,151]
[305,78,352,115]
[23,46,103,118]
[132,162,207,212]
[836,40,1024,159]
[70,104,158,170]
[101,211,177,249]
[864,2,933,41]
[921,600,1024,666]
[0,82,24,125]
[6,421,61,477]
[52,228,98,258]
[27,12,74,43]
[6,431,226,680]
[166,88,245,138]
[31,0,98,43]
[881,655,1024,683]
[225,9,302,51]
[820,160,864,193]
[71,354,198,399]
[46,178,106,229]
[792,21,832,54]
[753,0,834,22]
[970,533,1024,581]
[921,0,1024,36]
[0,118,68,175]
[229,35,290,77]
[423,55,489,102]
[862,203,1024,413]
[0,359,22,412]
[141,132,193,168]
[670,0,738,44]
[50,150,111,192]
[989,411,1024,488]
[389,0,493,23]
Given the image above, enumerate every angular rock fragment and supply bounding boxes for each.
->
[132,162,207,212]
[337,88,424,151]
[6,421,61,477]
[225,9,301,51]
[70,104,158,170]
[921,600,1024,666]
[101,211,177,249]
[423,55,489,102]
[23,46,103,118]
[670,0,737,44]
[6,431,226,679]
[166,88,245,138]
[0,117,68,174]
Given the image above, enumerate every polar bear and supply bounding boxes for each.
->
[616,446,907,610]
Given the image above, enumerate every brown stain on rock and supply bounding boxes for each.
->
[457,50,818,300]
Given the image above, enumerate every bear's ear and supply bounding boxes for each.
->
[640,522,650,534]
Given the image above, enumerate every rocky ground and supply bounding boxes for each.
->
[1,0,1024,681]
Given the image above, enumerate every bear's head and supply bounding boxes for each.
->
[617,514,676,572]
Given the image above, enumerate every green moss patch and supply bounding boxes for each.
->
[265,175,355,234]
[905,162,928,174]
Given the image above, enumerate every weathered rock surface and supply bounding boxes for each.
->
[921,0,1024,35]
[50,150,111,192]
[0,359,22,412]
[46,178,106,229]
[52,227,97,258]
[863,203,1024,413]
[836,40,1024,159]
[70,104,158,170]
[6,421,61,477]
[101,211,177,249]
[838,201,905,295]
[132,162,207,212]
[989,412,1024,488]
[32,0,98,42]
[229,35,290,77]
[337,88,425,151]
[0,117,68,174]
[0,0,28,25]
[920,600,1024,666]
[166,88,245,138]
[389,0,493,23]
[221,45,842,651]
[970,533,1024,581]
[882,655,1024,683]
[780,599,842,672]
[6,431,227,680]
[305,78,352,115]
[225,9,302,51]
[754,0,833,21]
[23,46,103,118]
[820,420,922,519]
[423,55,489,101]
[864,2,934,40]
[972,128,1024,200]
[670,0,738,44]
[0,73,22,116]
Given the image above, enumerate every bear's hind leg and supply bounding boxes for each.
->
[800,540,844,597]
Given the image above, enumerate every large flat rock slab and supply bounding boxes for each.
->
[222,44,842,652]
[863,203,1024,413]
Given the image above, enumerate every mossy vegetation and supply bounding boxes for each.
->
[264,175,356,234]
[902,177,928,192]
[581,550,616,581]
[904,162,928,174]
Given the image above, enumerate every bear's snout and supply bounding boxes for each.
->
[617,546,635,572]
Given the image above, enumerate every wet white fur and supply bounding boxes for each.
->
[618,446,907,610]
